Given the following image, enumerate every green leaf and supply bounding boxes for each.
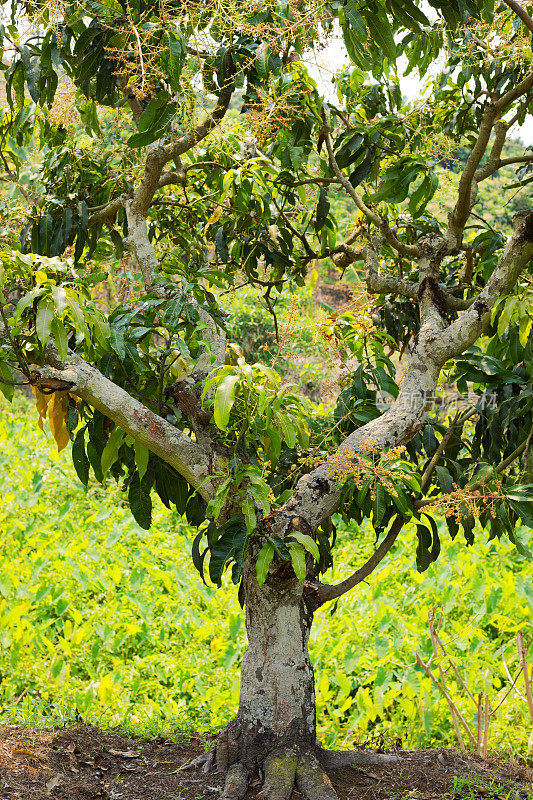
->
[128,471,152,529]
[92,313,111,348]
[51,285,67,316]
[166,32,183,89]
[519,315,532,347]
[36,297,55,345]
[435,465,454,495]
[192,531,208,584]
[0,361,14,402]
[416,523,432,572]
[315,187,330,231]
[72,427,90,487]
[101,427,125,476]
[163,471,189,514]
[366,9,396,61]
[215,226,229,263]
[348,151,373,187]
[391,484,411,517]
[13,286,45,322]
[278,414,297,447]
[209,517,247,586]
[256,541,275,586]
[289,531,319,561]
[134,441,149,481]
[373,484,387,527]
[51,316,68,362]
[256,44,270,79]
[242,495,257,534]
[288,542,306,581]
[213,374,240,429]
[254,363,280,384]
[127,97,177,148]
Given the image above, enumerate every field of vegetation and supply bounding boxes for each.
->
[1,393,532,759]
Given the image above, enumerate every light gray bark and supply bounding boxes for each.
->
[283,211,533,533]
[237,554,316,747]
[33,352,216,500]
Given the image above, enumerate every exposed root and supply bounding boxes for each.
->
[259,747,298,800]
[185,723,401,800]
[221,763,250,800]
[179,751,211,771]
[317,747,402,771]
[296,751,339,800]
[215,723,241,772]
[203,747,216,773]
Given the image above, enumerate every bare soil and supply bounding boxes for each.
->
[0,724,531,800]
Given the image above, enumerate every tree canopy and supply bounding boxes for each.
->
[1,0,533,791]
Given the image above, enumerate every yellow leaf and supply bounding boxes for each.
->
[32,386,50,431]
[97,674,115,704]
[204,204,223,231]
[48,391,70,452]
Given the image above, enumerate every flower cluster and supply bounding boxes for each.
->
[427,479,507,522]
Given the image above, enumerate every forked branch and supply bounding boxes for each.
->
[324,128,421,258]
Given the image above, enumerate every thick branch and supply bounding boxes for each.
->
[448,106,497,244]
[33,352,216,500]
[280,216,533,530]
[434,211,533,362]
[365,235,472,310]
[282,308,446,529]
[474,119,508,182]
[167,88,233,161]
[88,196,126,228]
[497,154,533,169]
[494,69,533,114]
[124,198,160,287]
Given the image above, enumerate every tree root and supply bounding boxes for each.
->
[185,726,402,800]
[296,751,338,800]
[259,748,298,800]
[221,763,250,800]
[316,746,401,770]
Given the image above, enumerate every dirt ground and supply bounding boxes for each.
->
[0,725,532,800]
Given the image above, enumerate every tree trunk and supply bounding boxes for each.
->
[237,553,316,757]
[187,544,399,800]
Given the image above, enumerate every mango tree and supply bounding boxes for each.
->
[1,0,533,797]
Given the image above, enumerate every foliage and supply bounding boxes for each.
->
[0,0,532,588]
[1,398,533,756]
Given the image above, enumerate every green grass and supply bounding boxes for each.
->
[1,394,533,758]
[451,774,533,799]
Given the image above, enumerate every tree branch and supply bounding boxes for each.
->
[279,215,533,531]
[32,352,217,500]
[474,119,508,182]
[324,128,421,258]
[167,87,233,161]
[494,69,533,114]
[314,514,404,604]
[420,407,479,493]
[434,211,533,363]
[497,154,533,169]
[88,196,127,228]
[365,233,472,310]
[447,105,498,245]
[503,0,533,35]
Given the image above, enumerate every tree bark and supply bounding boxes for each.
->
[237,553,316,753]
